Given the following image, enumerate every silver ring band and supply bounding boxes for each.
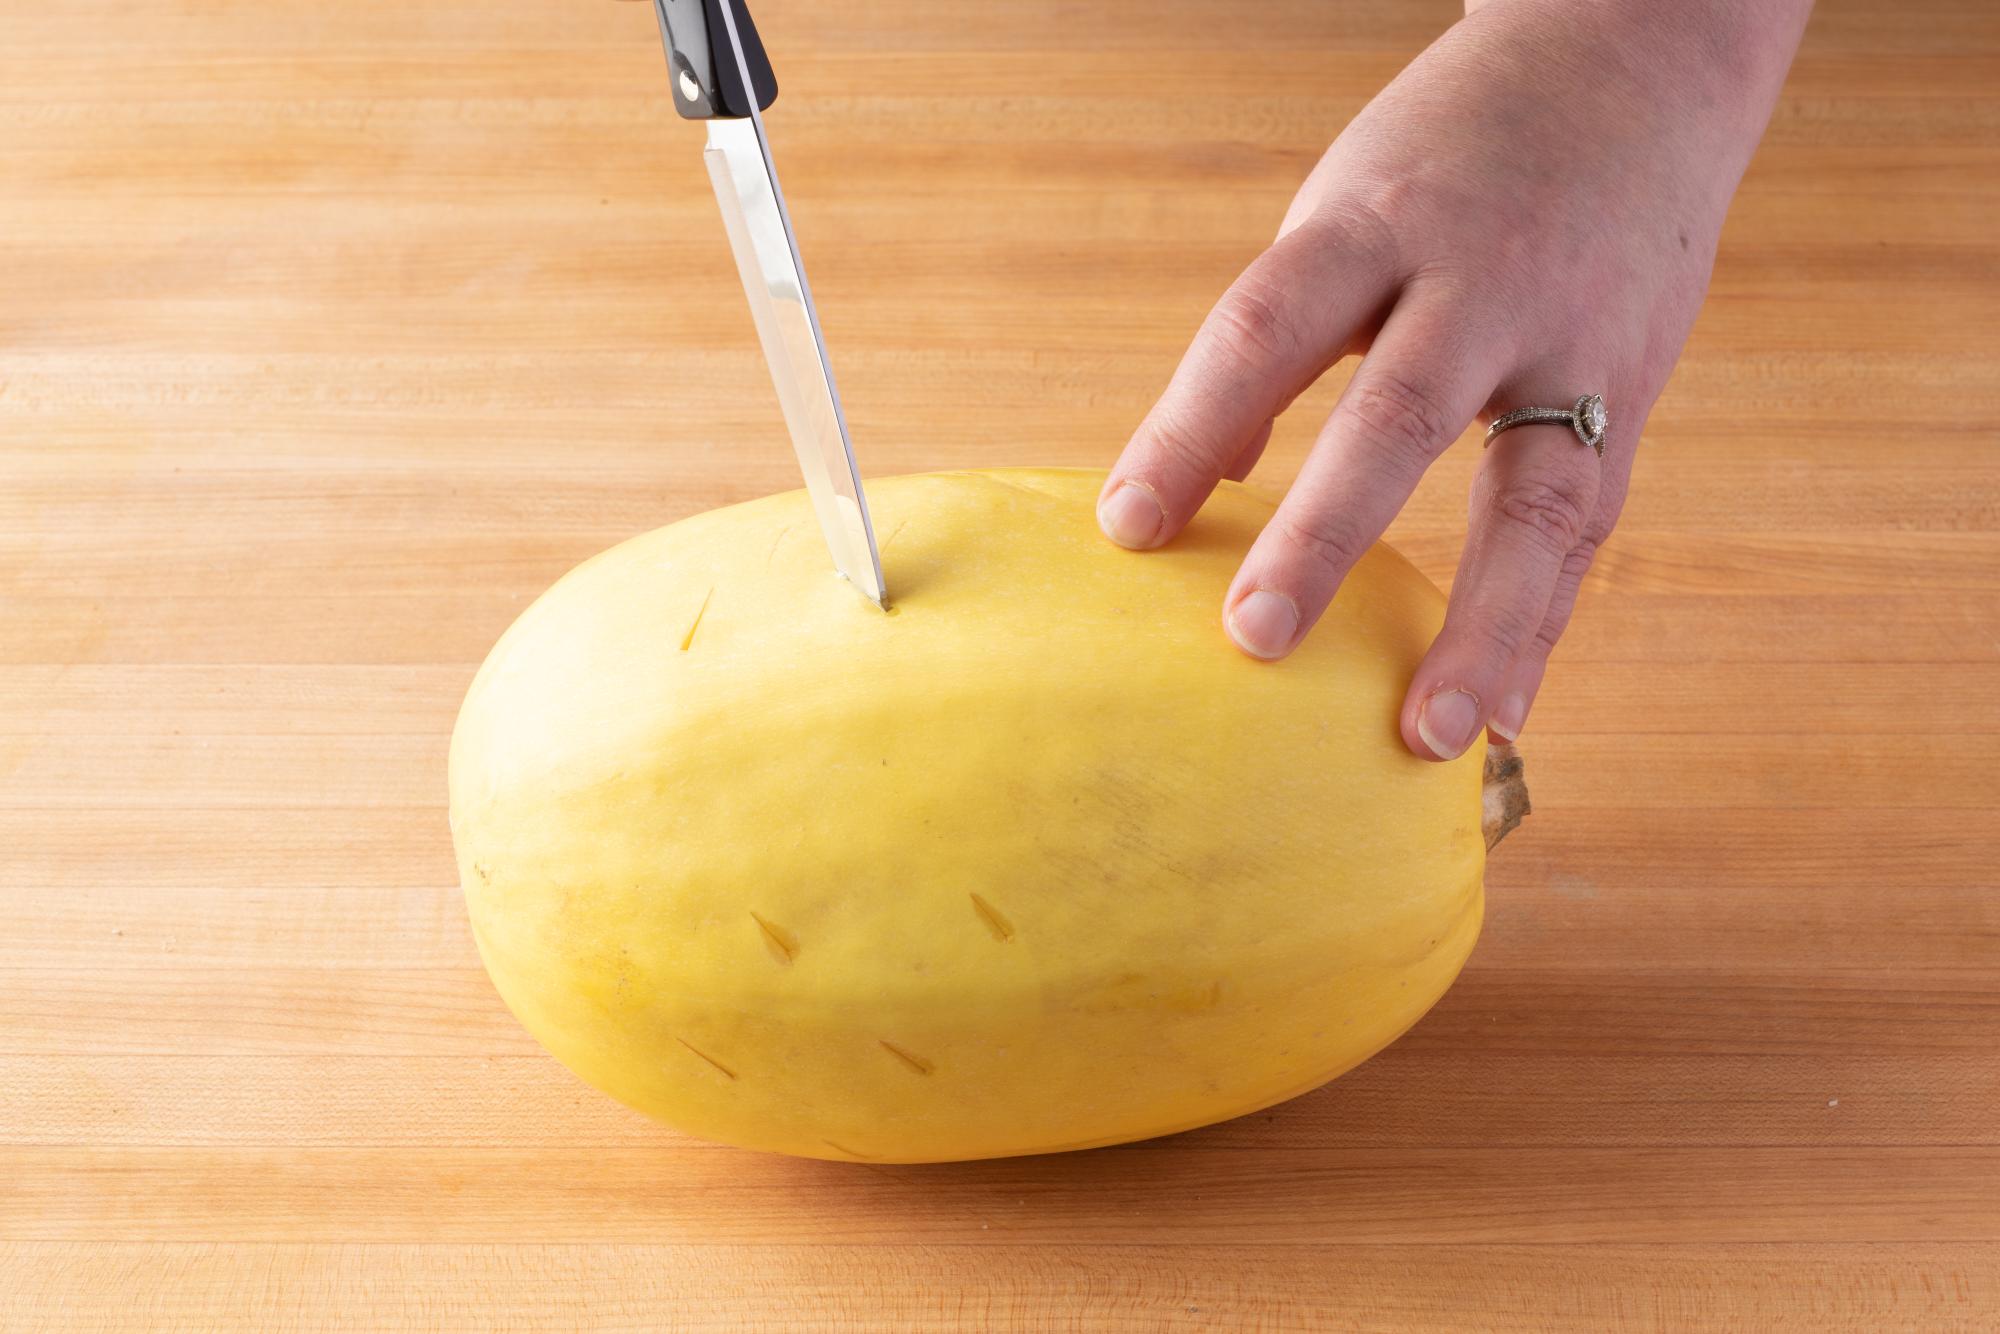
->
[1484,394,1608,457]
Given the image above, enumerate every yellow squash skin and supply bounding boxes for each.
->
[450,468,1484,1162]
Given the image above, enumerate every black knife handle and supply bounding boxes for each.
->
[653,0,778,120]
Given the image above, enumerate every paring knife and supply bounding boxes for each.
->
[648,0,887,608]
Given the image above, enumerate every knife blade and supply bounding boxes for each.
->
[651,0,886,607]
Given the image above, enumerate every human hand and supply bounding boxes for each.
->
[1098,0,1811,758]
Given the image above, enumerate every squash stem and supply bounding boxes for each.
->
[1482,743,1531,850]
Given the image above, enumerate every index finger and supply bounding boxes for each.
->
[1098,212,1399,550]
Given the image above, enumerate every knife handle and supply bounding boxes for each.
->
[652,0,778,120]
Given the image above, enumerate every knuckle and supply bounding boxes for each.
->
[1562,536,1601,580]
[1468,599,1543,668]
[1208,278,1304,369]
[1493,469,1594,555]
[1144,402,1228,478]
[1271,511,1368,584]
[1314,194,1405,271]
[1346,368,1458,469]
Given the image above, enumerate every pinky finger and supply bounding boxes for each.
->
[1224,419,1275,483]
[1487,538,1597,741]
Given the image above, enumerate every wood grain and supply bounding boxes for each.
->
[3,0,1997,1327]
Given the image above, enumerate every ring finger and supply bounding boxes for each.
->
[1400,379,1614,760]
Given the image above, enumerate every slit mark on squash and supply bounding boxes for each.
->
[968,893,1015,943]
[676,1037,736,1081]
[878,1040,935,1076]
[978,473,1064,502]
[750,912,799,965]
[822,1138,877,1160]
[679,587,714,652]
[881,519,911,551]
[765,524,794,567]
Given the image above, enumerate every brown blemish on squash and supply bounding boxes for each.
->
[968,893,1015,943]
[878,1040,935,1075]
[676,1038,736,1081]
[750,912,799,965]
[1164,979,1224,1013]
[679,587,714,652]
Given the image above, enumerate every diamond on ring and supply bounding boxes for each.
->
[1577,394,1608,452]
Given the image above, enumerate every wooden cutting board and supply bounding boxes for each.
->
[3,0,1997,1327]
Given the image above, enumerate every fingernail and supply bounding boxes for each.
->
[1417,689,1481,759]
[1226,589,1300,660]
[1098,483,1164,549]
[1490,692,1529,742]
